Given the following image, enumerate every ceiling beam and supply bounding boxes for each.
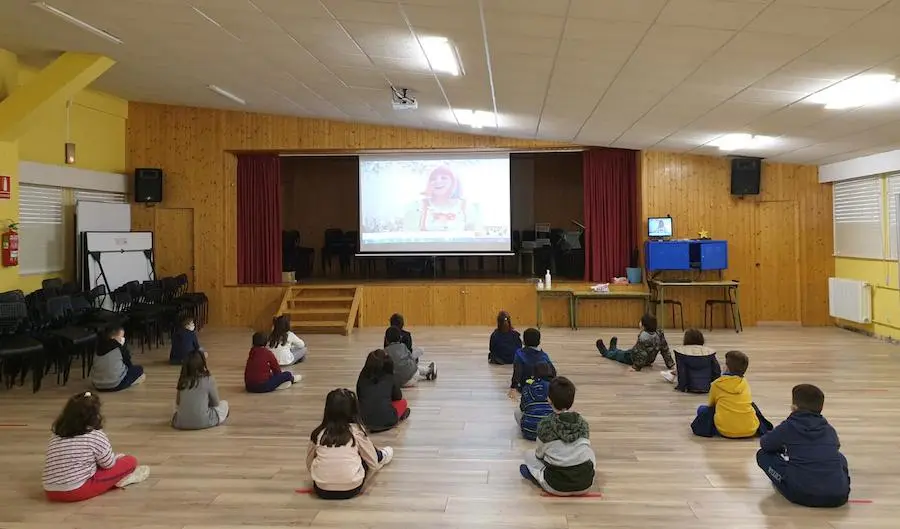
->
[0,52,114,142]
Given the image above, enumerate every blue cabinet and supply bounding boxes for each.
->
[645,240,727,272]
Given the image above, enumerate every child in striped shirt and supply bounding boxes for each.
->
[42,392,150,502]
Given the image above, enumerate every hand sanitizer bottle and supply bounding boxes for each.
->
[537,279,544,290]
[544,269,552,290]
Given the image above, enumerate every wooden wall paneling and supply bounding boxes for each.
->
[640,152,831,329]
[154,208,195,289]
[360,285,435,327]
[754,201,800,323]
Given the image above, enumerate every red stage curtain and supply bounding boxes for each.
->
[237,155,282,284]
[582,148,638,283]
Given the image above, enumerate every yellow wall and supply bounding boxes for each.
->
[0,49,127,293]
[833,173,900,340]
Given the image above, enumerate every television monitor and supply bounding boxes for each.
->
[648,217,673,238]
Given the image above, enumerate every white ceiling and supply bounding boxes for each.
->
[6,0,900,163]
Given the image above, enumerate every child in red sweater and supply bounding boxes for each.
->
[244,333,301,393]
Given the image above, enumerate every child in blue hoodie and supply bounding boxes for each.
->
[515,362,554,440]
[757,384,850,508]
[508,328,557,396]
[489,311,522,365]
[169,316,202,365]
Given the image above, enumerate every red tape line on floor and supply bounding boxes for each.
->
[849,499,873,504]
[295,488,313,494]
[540,491,603,498]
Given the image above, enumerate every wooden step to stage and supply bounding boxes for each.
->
[276,285,361,335]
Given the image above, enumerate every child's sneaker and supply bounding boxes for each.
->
[426,362,437,380]
[133,373,146,386]
[380,446,394,465]
[276,381,293,391]
[292,372,303,383]
[519,464,539,486]
[115,465,150,488]
[595,339,607,355]
[661,370,676,384]
[609,336,618,350]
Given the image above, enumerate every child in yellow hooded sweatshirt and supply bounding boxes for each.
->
[691,351,772,438]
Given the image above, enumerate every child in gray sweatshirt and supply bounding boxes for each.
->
[172,349,229,430]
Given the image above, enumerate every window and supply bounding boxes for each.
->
[18,184,65,274]
[833,177,884,259]
[74,190,127,204]
[889,174,900,260]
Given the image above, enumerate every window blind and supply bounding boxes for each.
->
[833,177,884,259]
[74,190,127,204]
[19,184,65,274]
[889,174,900,260]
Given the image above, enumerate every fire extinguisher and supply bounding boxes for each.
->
[2,222,19,267]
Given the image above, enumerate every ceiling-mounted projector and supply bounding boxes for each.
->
[391,87,417,110]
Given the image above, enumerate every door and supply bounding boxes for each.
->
[755,202,800,324]
[154,208,195,289]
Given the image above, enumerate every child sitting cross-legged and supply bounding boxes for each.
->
[489,310,522,365]
[661,328,721,393]
[169,315,202,365]
[91,325,145,392]
[356,349,410,433]
[516,362,554,440]
[306,388,394,500]
[171,349,229,430]
[757,384,850,508]
[519,377,596,496]
[691,350,773,438]
[596,314,674,372]
[384,325,436,387]
[42,392,150,502]
[267,314,307,366]
[245,332,300,393]
[508,328,557,397]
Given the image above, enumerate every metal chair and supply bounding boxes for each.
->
[704,281,742,332]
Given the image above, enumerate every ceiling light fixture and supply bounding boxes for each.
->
[207,85,246,105]
[32,2,122,44]
[453,109,496,129]
[421,36,462,76]
[710,133,773,152]
[806,74,900,110]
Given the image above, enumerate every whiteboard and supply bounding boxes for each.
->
[76,201,131,283]
[85,232,154,305]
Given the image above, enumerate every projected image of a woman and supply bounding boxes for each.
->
[402,166,483,233]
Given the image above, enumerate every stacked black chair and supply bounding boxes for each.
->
[118,282,162,352]
[173,274,208,329]
[44,295,98,384]
[0,300,45,392]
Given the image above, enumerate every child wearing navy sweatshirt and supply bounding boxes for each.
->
[169,316,201,365]
[757,384,850,508]
[508,328,557,396]
[515,362,554,440]
[489,311,522,365]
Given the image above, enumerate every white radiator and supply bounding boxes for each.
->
[828,278,872,324]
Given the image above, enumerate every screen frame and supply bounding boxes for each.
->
[356,152,514,256]
[648,216,673,238]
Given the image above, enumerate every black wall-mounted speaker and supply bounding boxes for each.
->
[134,168,163,203]
[730,157,761,196]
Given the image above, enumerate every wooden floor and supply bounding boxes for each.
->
[2,326,899,528]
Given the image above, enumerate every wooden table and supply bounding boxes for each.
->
[652,280,742,332]
[536,288,650,329]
